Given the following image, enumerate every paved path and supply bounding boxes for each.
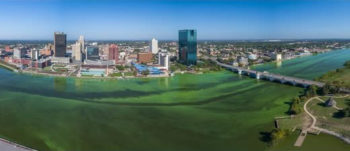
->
[294,129,308,147]
[315,97,343,110]
[0,138,36,151]
[303,96,350,144]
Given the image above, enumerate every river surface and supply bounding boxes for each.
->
[0,49,349,151]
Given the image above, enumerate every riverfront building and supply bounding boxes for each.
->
[276,54,282,61]
[158,51,169,70]
[54,32,67,57]
[178,29,197,65]
[13,48,26,59]
[137,52,153,64]
[72,36,85,62]
[86,46,99,60]
[108,44,119,64]
[31,49,39,60]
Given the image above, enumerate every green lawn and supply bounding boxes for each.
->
[307,97,350,137]
[278,113,308,131]
[110,72,122,77]
[317,67,350,88]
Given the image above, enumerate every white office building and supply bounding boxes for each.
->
[158,52,169,70]
[31,49,39,60]
[151,38,159,54]
[72,35,85,62]
[276,53,282,61]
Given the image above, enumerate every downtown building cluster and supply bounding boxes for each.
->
[0,29,198,78]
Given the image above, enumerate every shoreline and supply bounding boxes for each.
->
[1,48,346,80]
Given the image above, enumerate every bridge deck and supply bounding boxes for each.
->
[215,61,325,87]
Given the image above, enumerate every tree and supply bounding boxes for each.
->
[170,65,176,72]
[116,65,125,71]
[141,69,150,76]
[321,85,330,95]
[305,85,318,97]
[269,129,290,145]
[344,61,350,68]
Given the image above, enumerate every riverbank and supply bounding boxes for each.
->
[316,60,350,88]
[0,61,18,72]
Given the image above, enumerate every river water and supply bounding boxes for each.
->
[0,49,349,151]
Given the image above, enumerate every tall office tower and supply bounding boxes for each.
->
[31,49,39,60]
[5,46,11,52]
[73,42,82,61]
[54,32,67,57]
[78,36,85,60]
[151,38,158,54]
[178,29,197,65]
[72,36,85,62]
[108,44,119,64]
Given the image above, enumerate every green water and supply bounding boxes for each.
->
[0,49,349,151]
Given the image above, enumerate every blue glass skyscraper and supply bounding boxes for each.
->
[178,29,197,65]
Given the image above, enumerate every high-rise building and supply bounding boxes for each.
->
[72,35,85,62]
[13,48,26,59]
[31,49,39,60]
[86,46,99,60]
[178,29,197,65]
[54,32,67,57]
[5,46,11,52]
[73,42,82,61]
[158,51,169,70]
[108,44,119,64]
[151,38,158,54]
[276,54,282,61]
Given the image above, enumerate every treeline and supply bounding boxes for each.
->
[170,59,222,72]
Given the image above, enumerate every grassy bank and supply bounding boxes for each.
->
[316,60,350,88]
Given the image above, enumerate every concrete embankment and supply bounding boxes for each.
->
[0,61,18,72]
[0,137,36,151]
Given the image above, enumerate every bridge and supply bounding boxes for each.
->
[214,60,325,88]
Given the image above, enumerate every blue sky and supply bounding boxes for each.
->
[1,0,350,40]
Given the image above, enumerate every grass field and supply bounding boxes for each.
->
[307,97,350,137]
[317,66,350,88]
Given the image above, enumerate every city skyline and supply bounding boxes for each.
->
[1,0,350,40]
